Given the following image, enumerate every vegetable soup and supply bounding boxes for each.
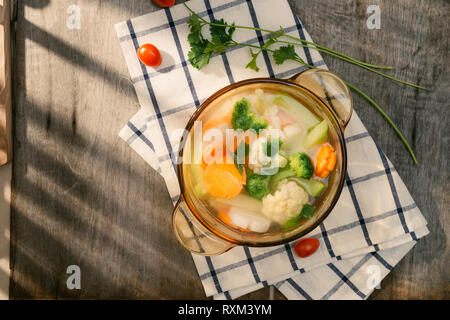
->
[185,86,337,234]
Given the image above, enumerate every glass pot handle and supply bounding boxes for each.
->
[172,198,235,256]
[291,69,353,129]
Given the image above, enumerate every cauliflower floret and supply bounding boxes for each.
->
[262,180,309,224]
[248,136,287,174]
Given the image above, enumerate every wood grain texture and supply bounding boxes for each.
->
[9,0,449,299]
[0,0,12,165]
[291,0,450,300]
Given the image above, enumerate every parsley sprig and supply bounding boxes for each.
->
[187,14,237,69]
[184,2,423,163]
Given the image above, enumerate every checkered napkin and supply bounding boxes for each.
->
[115,0,429,299]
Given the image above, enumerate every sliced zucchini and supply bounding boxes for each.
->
[273,94,320,129]
[288,177,326,197]
[303,119,328,149]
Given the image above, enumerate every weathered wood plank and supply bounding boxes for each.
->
[292,0,449,299]
[0,0,12,165]
[10,0,449,299]
[10,0,206,299]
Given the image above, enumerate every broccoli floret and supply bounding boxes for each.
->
[245,172,271,200]
[231,98,268,132]
[231,98,253,130]
[289,152,314,179]
[251,118,268,131]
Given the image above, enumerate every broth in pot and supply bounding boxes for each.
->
[185,86,337,234]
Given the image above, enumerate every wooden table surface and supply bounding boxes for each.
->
[9,0,449,299]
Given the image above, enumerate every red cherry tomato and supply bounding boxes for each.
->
[137,44,162,67]
[152,0,175,7]
[294,238,320,258]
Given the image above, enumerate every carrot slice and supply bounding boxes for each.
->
[326,150,336,171]
[315,169,330,178]
[217,210,233,225]
[202,114,232,133]
[204,161,245,199]
[315,144,336,178]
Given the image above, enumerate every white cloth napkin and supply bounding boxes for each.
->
[115,0,429,299]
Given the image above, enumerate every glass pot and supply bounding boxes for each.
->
[172,69,353,255]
